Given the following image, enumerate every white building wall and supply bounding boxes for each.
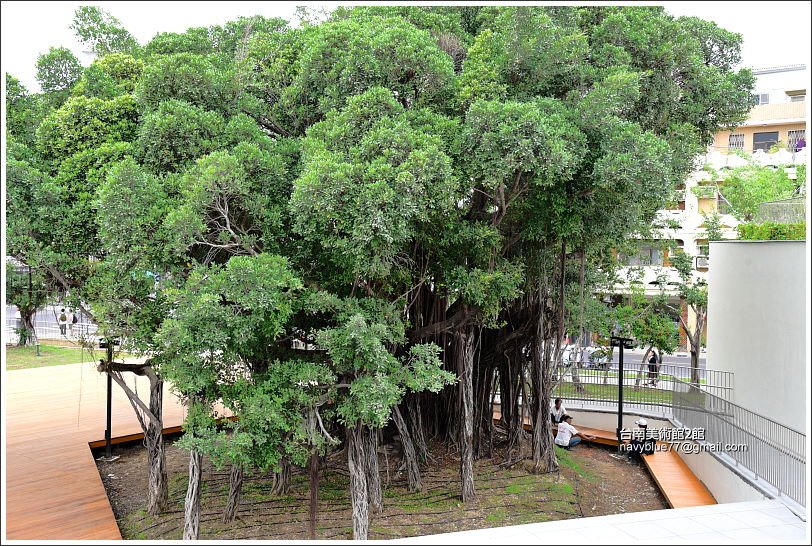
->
[706,240,806,433]
[753,65,807,104]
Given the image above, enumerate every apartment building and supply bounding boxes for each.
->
[612,64,808,349]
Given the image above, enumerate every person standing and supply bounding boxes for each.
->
[58,308,68,336]
[647,350,659,386]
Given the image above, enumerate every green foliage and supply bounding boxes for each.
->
[72,53,144,98]
[156,253,303,396]
[666,249,707,311]
[5,75,48,147]
[135,53,236,113]
[144,27,214,57]
[701,212,725,243]
[5,262,49,331]
[136,99,226,173]
[71,6,139,56]
[35,47,83,105]
[8,6,758,498]
[316,303,454,428]
[291,87,458,281]
[35,95,138,161]
[737,222,806,241]
[286,16,455,129]
[720,164,800,221]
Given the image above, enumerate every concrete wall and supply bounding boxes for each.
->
[712,122,806,152]
[707,240,807,433]
[677,450,768,504]
[567,408,672,434]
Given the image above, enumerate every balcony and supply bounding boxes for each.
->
[691,185,718,199]
[746,101,806,124]
[702,147,806,171]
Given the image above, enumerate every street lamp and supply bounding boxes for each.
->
[610,332,635,451]
[98,336,121,462]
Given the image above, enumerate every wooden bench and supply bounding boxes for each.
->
[499,412,716,508]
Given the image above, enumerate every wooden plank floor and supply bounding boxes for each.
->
[641,448,717,508]
[4,361,188,540]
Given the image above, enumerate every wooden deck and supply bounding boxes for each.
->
[4,361,188,540]
[641,448,717,508]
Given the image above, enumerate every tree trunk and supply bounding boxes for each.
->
[347,424,369,540]
[271,459,290,496]
[532,319,558,473]
[18,310,36,346]
[309,451,319,539]
[222,464,243,523]
[364,427,382,514]
[183,449,202,540]
[456,326,476,502]
[392,405,422,492]
[407,395,429,464]
[145,375,168,516]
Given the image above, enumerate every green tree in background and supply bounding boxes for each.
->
[71,5,140,56]
[35,47,83,106]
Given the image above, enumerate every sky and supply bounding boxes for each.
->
[1,1,810,92]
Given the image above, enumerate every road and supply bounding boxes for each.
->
[622,348,706,368]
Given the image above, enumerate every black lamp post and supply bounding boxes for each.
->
[98,337,120,462]
[610,333,635,450]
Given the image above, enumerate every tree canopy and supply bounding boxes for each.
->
[5,5,755,540]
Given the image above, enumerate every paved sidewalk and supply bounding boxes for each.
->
[394,500,807,544]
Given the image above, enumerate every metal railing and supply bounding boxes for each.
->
[5,316,99,345]
[553,361,734,405]
[551,359,805,507]
[673,384,806,507]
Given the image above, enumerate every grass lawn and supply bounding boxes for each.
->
[5,344,134,370]
[554,381,674,405]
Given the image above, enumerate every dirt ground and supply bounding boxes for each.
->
[96,437,667,540]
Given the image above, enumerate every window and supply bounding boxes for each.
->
[754,93,770,105]
[728,133,744,150]
[786,89,806,102]
[623,245,663,267]
[788,130,806,151]
[753,131,779,152]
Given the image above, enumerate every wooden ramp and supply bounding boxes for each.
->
[491,408,716,509]
[4,361,188,540]
[641,448,717,508]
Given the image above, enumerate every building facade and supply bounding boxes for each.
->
[611,64,808,350]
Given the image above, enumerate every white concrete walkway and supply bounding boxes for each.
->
[394,500,808,544]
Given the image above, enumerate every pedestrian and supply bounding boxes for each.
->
[69,309,78,335]
[58,308,68,336]
[554,415,596,450]
[647,350,659,386]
